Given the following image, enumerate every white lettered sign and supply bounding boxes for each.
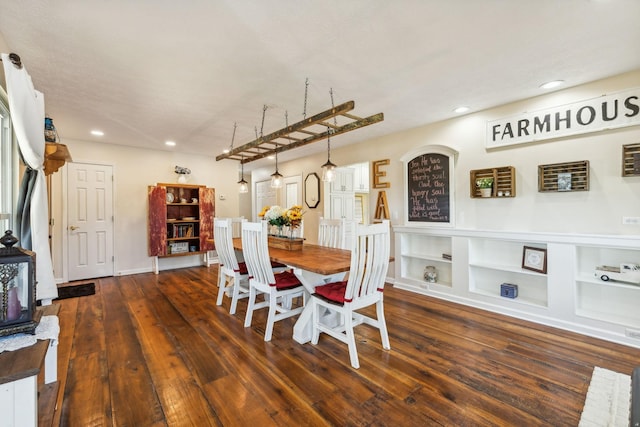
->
[487,87,640,149]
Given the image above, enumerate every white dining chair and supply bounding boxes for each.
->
[214,218,250,315]
[242,220,308,341]
[317,217,346,249]
[310,220,391,369]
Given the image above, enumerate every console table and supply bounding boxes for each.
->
[0,305,59,427]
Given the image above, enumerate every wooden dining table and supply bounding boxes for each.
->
[232,238,352,343]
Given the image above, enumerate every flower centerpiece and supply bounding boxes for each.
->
[285,205,303,232]
[259,205,305,250]
[260,205,288,236]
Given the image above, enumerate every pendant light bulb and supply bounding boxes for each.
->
[271,148,283,188]
[321,128,336,182]
[238,155,249,193]
[238,179,249,193]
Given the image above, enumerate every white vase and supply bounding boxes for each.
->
[479,188,492,197]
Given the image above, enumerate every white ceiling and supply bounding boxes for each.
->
[1,0,639,169]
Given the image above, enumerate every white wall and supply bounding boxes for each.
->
[50,70,640,282]
[50,139,242,280]
[254,70,640,240]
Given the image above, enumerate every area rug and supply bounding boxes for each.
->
[54,282,95,300]
[579,366,631,426]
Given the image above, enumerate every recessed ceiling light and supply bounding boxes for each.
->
[540,80,564,90]
[223,148,230,153]
[267,155,275,160]
[453,106,470,114]
[90,130,104,136]
[165,141,176,147]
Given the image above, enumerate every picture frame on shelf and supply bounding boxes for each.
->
[557,172,571,191]
[522,246,547,274]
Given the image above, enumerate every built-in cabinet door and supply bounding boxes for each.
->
[330,168,355,193]
[330,193,355,220]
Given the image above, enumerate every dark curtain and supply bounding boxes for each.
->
[15,167,37,250]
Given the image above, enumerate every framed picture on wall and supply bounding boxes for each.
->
[522,246,547,274]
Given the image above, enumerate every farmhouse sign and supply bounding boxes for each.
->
[487,87,640,149]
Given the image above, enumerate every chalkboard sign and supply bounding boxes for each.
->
[407,152,450,223]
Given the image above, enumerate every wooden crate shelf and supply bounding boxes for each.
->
[622,143,640,177]
[538,160,589,192]
[470,166,516,198]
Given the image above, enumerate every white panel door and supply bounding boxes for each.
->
[67,163,114,281]
[283,175,302,207]
[255,179,276,220]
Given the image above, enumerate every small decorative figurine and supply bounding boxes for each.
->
[423,265,437,283]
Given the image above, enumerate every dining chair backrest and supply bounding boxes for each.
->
[317,217,346,249]
[344,220,390,302]
[214,217,239,272]
[231,216,246,238]
[241,221,276,286]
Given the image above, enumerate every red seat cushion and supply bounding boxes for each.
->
[236,261,286,275]
[235,262,248,275]
[314,281,349,303]
[270,261,287,269]
[272,271,302,290]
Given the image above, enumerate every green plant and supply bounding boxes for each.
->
[476,177,494,188]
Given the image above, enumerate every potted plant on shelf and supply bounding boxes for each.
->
[476,177,494,198]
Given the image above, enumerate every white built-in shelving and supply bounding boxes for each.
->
[393,226,640,349]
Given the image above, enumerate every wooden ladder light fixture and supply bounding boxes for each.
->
[215,84,384,165]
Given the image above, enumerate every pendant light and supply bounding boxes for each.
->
[321,127,336,182]
[238,155,248,193]
[270,148,283,188]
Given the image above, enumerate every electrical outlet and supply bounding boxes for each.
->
[626,328,640,339]
[622,216,640,225]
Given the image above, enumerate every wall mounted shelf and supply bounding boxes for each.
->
[538,160,589,192]
[469,166,516,198]
[622,143,640,177]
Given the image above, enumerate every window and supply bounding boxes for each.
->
[0,87,16,232]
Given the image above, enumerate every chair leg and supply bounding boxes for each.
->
[377,300,391,350]
[229,278,239,315]
[244,285,257,328]
[216,272,227,306]
[345,311,360,369]
[264,291,277,342]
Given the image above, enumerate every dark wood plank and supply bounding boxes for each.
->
[38,381,59,427]
[50,297,78,427]
[99,277,166,426]
[55,266,640,426]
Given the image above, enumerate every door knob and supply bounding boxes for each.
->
[69,225,79,231]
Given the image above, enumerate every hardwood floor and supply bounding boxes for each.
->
[47,266,640,426]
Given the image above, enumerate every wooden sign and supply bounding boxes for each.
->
[372,159,390,188]
[374,191,390,220]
